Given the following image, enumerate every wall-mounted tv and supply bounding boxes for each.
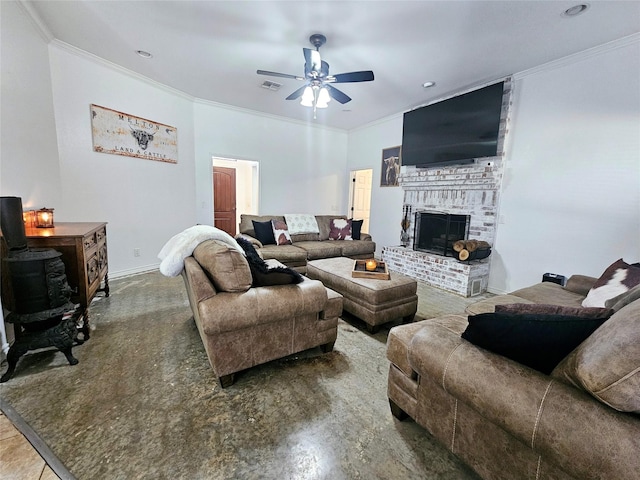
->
[401,81,504,168]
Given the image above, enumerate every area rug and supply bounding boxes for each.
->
[0,271,483,479]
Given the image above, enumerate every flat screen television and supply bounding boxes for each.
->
[401,81,504,167]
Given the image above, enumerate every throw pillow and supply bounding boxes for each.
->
[284,214,320,235]
[495,303,614,320]
[582,259,640,308]
[461,312,607,375]
[551,300,640,413]
[350,219,364,240]
[271,219,292,245]
[236,237,303,286]
[329,218,352,240]
[252,220,276,246]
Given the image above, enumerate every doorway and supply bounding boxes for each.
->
[348,169,373,233]
[212,157,259,236]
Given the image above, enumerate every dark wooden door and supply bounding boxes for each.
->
[213,166,236,236]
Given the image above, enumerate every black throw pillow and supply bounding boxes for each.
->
[350,219,364,240]
[461,312,607,375]
[236,237,303,286]
[252,220,276,245]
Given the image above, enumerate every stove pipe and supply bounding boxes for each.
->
[0,196,28,253]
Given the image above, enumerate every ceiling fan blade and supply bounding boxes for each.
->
[285,85,309,100]
[257,70,304,81]
[325,84,352,104]
[331,71,375,83]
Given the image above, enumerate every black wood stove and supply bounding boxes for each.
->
[1,196,83,382]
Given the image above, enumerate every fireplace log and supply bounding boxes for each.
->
[458,249,470,261]
[453,240,466,252]
[466,240,479,252]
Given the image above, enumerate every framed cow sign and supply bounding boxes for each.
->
[90,104,178,164]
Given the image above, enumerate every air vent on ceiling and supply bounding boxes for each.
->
[261,80,282,91]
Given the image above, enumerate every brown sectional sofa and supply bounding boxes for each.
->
[387,275,640,480]
[181,239,342,387]
[237,214,376,273]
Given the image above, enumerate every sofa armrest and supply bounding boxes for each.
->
[197,279,328,334]
[182,256,217,304]
[564,274,597,296]
[236,233,263,249]
[408,322,640,480]
[360,233,373,242]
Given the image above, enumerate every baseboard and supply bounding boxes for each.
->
[109,264,160,279]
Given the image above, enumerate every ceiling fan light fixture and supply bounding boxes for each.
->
[316,87,331,108]
[300,86,314,107]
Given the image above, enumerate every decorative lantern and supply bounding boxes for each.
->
[35,208,55,228]
[365,259,378,271]
[22,210,36,228]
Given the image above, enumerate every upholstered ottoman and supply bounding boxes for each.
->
[307,257,418,332]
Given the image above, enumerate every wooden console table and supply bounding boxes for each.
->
[24,222,109,337]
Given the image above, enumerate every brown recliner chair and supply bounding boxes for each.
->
[181,239,342,387]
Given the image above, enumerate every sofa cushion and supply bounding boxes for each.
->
[293,241,342,260]
[461,312,607,375]
[582,258,640,308]
[551,299,640,413]
[252,220,276,245]
[465,294,535,315]
[605,283,640,312]
[350,219,364,240]
[290,232,321,243]
[495,303,614,320]
[339,239,376,258]
[329,218,352,240]
[510,282,586,307]
[271,219,292,245]
[192,240,252,293]
[236,237,303,286]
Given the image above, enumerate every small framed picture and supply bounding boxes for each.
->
[381,146,401,187]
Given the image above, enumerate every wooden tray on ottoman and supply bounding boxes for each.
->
[352,260,390,280]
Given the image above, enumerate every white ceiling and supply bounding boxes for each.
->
[25,1,640,131]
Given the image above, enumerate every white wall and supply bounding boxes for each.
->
[47,45,197,277]
[491,38,640,292]
[348,36,640,294]
[194,101,348,225]
[1,1,349,278]
[3,0,638,290]
[347,116,404,257]
[0,1,61,208]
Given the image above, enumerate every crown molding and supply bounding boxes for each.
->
[50,40,195,102]
[17,0,53,43]
[514,32,640,80]
[50,39,345,134]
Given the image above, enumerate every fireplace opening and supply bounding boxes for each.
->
[413,211,470,256]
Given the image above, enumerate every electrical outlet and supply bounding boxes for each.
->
[134,248,141,257]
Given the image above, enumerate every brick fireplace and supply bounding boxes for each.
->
[382,78,512,297]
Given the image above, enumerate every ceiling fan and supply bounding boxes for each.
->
[257,34,374,117]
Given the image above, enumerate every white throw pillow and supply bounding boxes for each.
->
[284,214,320,235]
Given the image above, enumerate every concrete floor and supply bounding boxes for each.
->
[0,270,491,479]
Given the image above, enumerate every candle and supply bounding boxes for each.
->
[365,259,378,271]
